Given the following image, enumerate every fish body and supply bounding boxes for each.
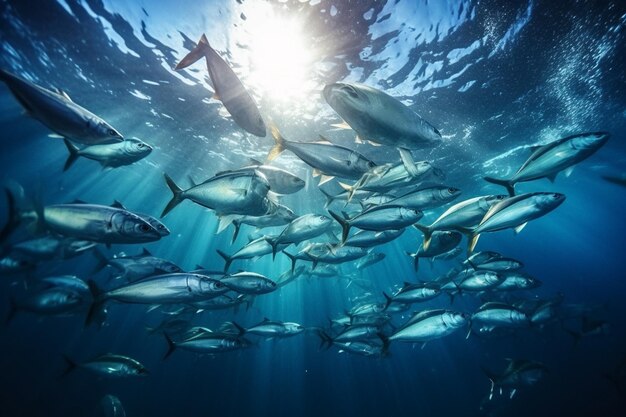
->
[220,272,277,294]
[389,309,468,342]
[63,138,151,171]
[330,206,422,243]
[0,69,123,144]
[65,354,148,377]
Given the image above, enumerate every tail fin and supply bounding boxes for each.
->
[216,249,232,272]
[319,189,335,209]
[231,321,246,336]
[62,139,80,171]
[85,280,105,327]
[378,333,390,355]
[317,330,333,350]
[283,251,297,273]
[231,220,242,244]
[467,233,480,255]
[484,177,515,197]
[60,355,78,377]
[91,248,109,274]
[267,123,287,162]
[328,210,350,243]
[382,292,393,311]
[161,174,184,217]
[481,366,498,400]
[265,237,279,260]
[413,224,433,251]
[163,333,176,360]
[174,34,210,70]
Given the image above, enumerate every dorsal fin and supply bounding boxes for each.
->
[317,135,333,144]
[263,317,270,322]
[142,248,152,256]
[248,158,263,166]
[55,88,72,101]
[111,200,126,210]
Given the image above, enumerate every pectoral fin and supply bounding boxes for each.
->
[330,121,352,130]
[399,148,419,177]
[513,222,527,234]
[563,167,574,177]
[318,175,334,186]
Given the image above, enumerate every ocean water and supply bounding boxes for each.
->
[1,0,625,416]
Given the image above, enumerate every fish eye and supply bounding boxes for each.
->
[108,129,117,136]
[448,187,456,193]
[341,85,359,99]
[139,223,151,232]
[137,143,144,148]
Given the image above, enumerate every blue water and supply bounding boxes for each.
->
[1,0,626,416]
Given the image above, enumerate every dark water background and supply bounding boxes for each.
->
[1,0,625,416]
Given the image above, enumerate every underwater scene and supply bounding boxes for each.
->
[1,0,625,416]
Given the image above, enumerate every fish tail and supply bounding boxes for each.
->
[266,122,286,162]
[85,280,106,327]
[174,33,210,70]
[265,237,279,260]
[161,173,184,217]
[481,366,498,400]
[60,354,78,378]
[163,333,177,360]
[328,210,350,243]
[90,247,109,274]
[382,292,393,311]
[62,139,80,171]
[319,188,335,209]
[317,330,333,350]
[282,251,297,273]
[413,223,433,251]
[467,233,480,255]
[378,332,390,355]
[231,321,246,336]
[231,220,242,244]
[484,177,515,196]
[216,249,232,272]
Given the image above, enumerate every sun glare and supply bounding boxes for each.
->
[243,4,316,104]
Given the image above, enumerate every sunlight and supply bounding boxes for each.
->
[242,3,316,104]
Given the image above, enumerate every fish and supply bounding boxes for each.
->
[62,354,148,377]
[484,132,610,196]
[163,332,251,358]
[465,192,566,253]
[98,248,182,281]
[341,162,444,201]
[602,174,626,187]
[0,69,123,145]
[265,214,334,257]
[388,309,469,343]
[161,170,271,217]
[221,203,297,243]
[495,272,540,291]
[406,231,462,271]
[329,206,423,243]
[267,125,376,183]
[220,272,277,294]
[99,394,126,417]
[343,229,404,248]
[175,34,266,137]
[413,195,507,250]
[85,273,227,325]
[318,325,382,349]
[225,318,305,338]
[471,302,530,328]
[63,138,152,171]
[0,256,36,274]
[467,257,523,271]
[383,281,440,308]
[333,339,388,357]
[34,202,162,245]
[284,244,369,271]
[380,186,461,211]
[38,275,90,294]
[319,188,375,208]
[8,235,97,261]
[217,236,286,272]
[483,359,548,400]
[7,289,85,322]
[356,252,386,270]
[323,82,442,176]
[452,270,504,294]
[109,200,170,236]
[215,159,305,195]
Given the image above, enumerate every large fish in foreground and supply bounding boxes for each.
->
[323,82,442,176]
[63,138,152,171]
[465,192,565,253]
[484,132,609,196]
[0,69,123,145]
[175,34,266,137]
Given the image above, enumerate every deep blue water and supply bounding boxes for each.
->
[1,0,625,416]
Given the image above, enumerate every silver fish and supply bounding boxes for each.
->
[216,159,305,195]
[356,252,386,270]
[217,236,286,272]
[9,235,96,261]
[381,186,461,211]
[467,192,566,253]
[266,214,333,257]
[63,138,151,171]
[472,302,529,327]
[63,354,148,377]
[267,125,376,183]
[8,288,84,321]
[175,34,266,137]
[330,206,422,243]
[383,281,440,308]
[0,69,123,145]
[389,309,468,343]
[406,231,462,271]
[344,229,404,248]
[485,132,609,196]
[226,318,304,338]
[221,203,296,243]
[220,272,277,294]
[163,332,251,358]
[323,82,442,176]
[483,359,548,400]
[99,394,126,417]
[161,171,271,217]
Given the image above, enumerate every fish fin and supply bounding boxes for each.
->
[337,182,352,192]
[318,175,334,186]
[163,333,176,360]
[316,135,333,144]
[231,220,242,244]
[383,292,393,310]
[60,354,78,377]
[161,173,184,217]
[85,280,106,327]
[62,139,80,172]
[484,177,515,196]
[110,200,126,210]
[413,224,433,251]
[317,330,333,350]
[55,88,72,102]
[328,210,350,244]
[399,148,419,177]
[90,248,109,274]
[231,321,246,336]
[282,251,297,273]
[546,173,557,183]
[248,158,263,166]
[312,169,321,178]
[174,33,210,70]
[265,237,279,260]
[319,188,335,209]
[355,135,364,144]
[513,222,527,234]
[187,175,197,187]
[216,249,232,272]
[563,167,574,178]
[330,121,352,130]
[266,122,286,162]
[216,214,237,234]
[468,234,480,255]
[367,140,382,147]
[48,133,64,139]
[141,248,152,256]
